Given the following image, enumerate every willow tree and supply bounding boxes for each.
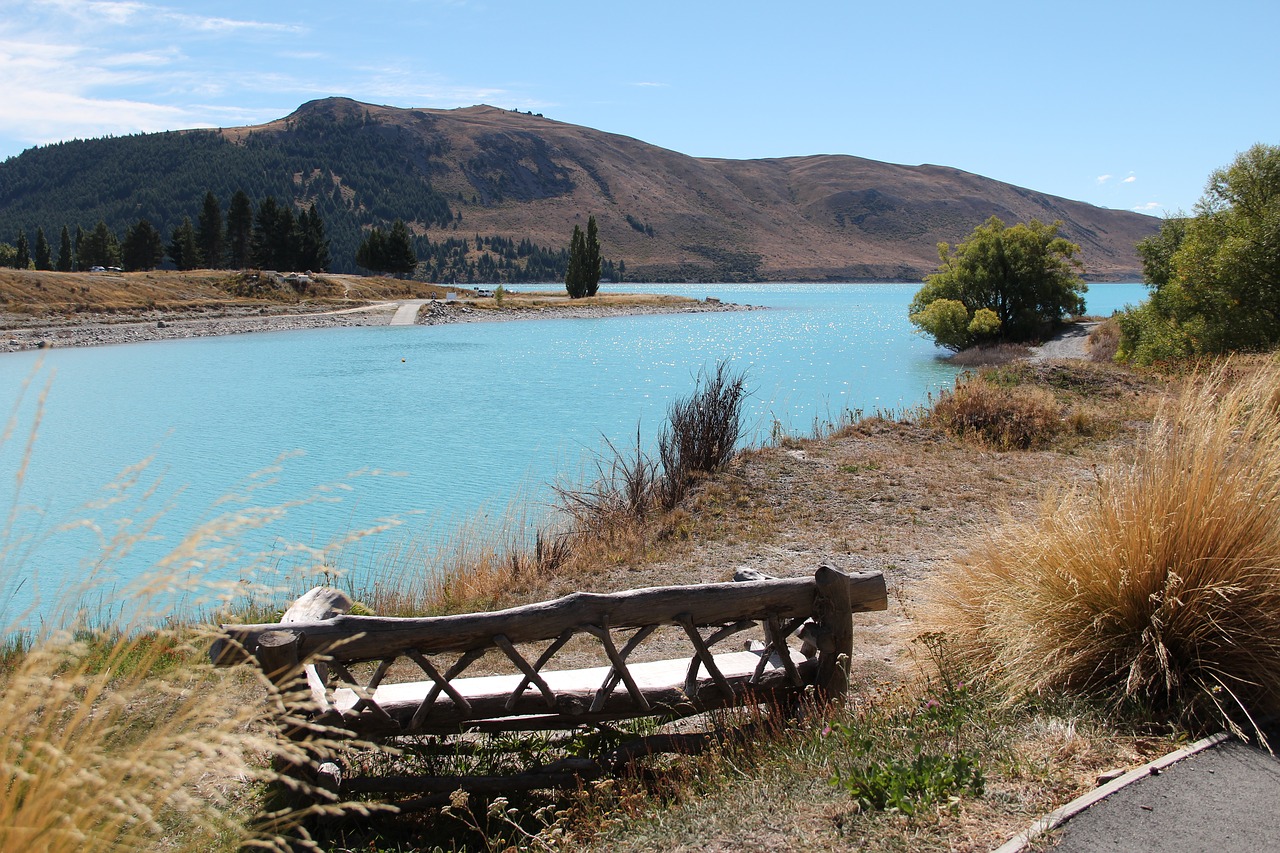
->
[909,217,1085,351]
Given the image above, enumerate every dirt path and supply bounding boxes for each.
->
[1031,321,1098,361]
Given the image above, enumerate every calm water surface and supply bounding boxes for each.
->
[0,282,1147,610]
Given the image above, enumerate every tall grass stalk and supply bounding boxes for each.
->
[923,359,1280,735]
[0,367,396,850]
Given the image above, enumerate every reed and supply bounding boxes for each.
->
[923,358,1280,735]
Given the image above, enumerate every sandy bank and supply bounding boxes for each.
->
[0,298,757,353]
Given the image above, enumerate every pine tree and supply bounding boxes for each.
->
[122,219,163,271]
[196,191,224,268]
[225,190,253,268]
[73,225,84,271]
[14,231,29,269]
[33,227,52,270]
[79,221,120,268]
[295,204,331,272]
[384,220,417,277]
[57,226,73,272]
[169,217,201,270]
[356,227,388,272]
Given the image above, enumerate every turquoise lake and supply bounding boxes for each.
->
[0,282,1148,613]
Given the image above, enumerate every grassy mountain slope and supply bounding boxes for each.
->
[0,97,1157,280]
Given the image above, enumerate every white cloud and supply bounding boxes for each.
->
[1123,175,1136,183]
[1132,202,1162,211]
[1097,174,1113,184]
[631,81,668,88]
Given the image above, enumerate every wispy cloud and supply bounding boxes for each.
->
[1123,174,1136,183]
[1097,174,1113,184]
[1133,201,1162,211]
[630,81,668,88]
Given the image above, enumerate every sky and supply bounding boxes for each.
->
[1,0,1277,217]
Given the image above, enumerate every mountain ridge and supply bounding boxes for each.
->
[0,97,1157,281]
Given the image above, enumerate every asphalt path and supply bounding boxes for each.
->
[1046,738,1280,852]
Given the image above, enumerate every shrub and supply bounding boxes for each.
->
[1086,317,1121,362]
[657,361,748,508]
[925,375,1060,450]
[922,360,1280,735]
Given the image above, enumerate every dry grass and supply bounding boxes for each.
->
[947,343,1034,367]
[0,372,402,851]
[922,357,1280,736]
[925,375,1063,450]
[0,268,468,322]
[1087,317,1121,362]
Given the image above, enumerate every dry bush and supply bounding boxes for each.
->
[657,362,747,509]
[925,375,1061,449]
[948,342,1033,367]
[1087,317,1121,362]
[922,359,1280,735]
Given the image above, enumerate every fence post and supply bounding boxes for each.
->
[813,564,853,701]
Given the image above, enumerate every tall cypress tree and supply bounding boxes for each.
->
[584,215,601,296]
[33,227,52,271]
[73,225,84,271]
[57,226,73,272]
[564,224,587,298]
[225,190,253,268]
[196,191,224,269]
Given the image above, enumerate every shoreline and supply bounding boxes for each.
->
[0,298,758,353]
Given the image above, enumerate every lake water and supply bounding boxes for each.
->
[0,281,1147,615]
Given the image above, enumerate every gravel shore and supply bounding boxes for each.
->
[0,298,756,352]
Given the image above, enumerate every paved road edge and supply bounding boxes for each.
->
[991,731,1233,853]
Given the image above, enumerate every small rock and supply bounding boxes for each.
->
[1097,768,1127,785]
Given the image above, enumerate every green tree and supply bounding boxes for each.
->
[909,217,1086,351]
[251,196,295,270]
[169,216,200,270]
[56,226,73,272]
[73,225,84,270]
[294,204,331,272]
[79,221,120,268]
[122,219,164,271]
[584,215,602,296]
[565,225,587,298]
[1119,144,1280,364]
[33,227,51,270]
[383,220,417,276]
[356,227,388,273]
[196,191,224,268]
[225,190,253,268]
[13,230,29,269]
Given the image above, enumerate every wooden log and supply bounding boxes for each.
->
[209,585,352,669]
[814,564,855,700]
[214,572,887,665]
[254,629,302,686]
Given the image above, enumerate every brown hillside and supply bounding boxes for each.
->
[233,98,1157,281]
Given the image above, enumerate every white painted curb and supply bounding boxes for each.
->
[991,731,1233,853]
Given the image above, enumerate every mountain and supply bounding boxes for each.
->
[0,97,1158,281]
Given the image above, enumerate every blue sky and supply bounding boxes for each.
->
[1,0,1276,216]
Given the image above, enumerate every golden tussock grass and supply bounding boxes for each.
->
[925,375,1062,450]
[922,357,1280,735]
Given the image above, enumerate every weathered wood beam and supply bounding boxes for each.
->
[213,571,887,665]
